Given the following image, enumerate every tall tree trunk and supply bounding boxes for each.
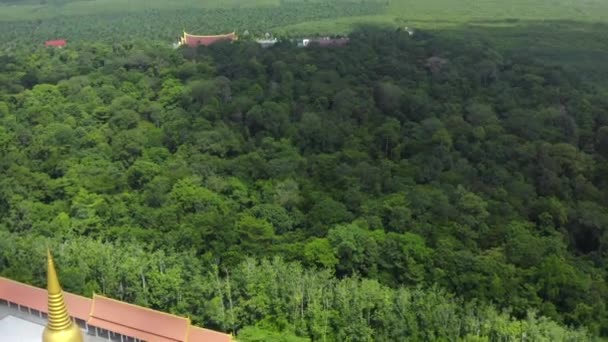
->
[225,269,236,335]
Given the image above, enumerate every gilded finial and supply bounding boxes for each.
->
[43,249,83,342]
[46,249,63,299]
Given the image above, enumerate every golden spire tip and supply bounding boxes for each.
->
[46,249,62,295]
[43,249,83,342]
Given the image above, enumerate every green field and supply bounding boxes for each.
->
[0,1,386,44]
[1,0,606,24]
[0,1,606,96]
[0,0,281,21]
[1,0,607,40]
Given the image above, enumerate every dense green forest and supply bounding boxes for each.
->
[1,28,608,340]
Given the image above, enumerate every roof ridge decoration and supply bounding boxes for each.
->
[183,31,236,38]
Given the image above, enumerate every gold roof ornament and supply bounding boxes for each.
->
[43,249,84,342]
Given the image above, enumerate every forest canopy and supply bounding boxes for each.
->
[0,28,607,340]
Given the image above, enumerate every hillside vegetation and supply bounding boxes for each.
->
[1,0,608,340]
[0,28,608,339]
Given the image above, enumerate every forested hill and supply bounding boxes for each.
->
[0,29,607,340]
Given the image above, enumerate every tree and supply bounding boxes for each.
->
[375,118,400,158]
[374,82,403,115]
[236,215,275,256]
[169,177,226,216]
[158,78,188,109]
[126,160,160,190]
[328,223,380,278]
[379,232,431,285]
[307,197,353,236]
[303,238,337,269]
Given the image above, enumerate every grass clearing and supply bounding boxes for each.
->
[1,0,607,27]
[0,0,281,21]
[388,0,606,23]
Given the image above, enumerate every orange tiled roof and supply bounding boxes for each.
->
[0,277,91,320]
[0,277,232,342]
[188,326,234,342]
[183,32,236,47]
[89,294,189,342]
[45,39,67,47]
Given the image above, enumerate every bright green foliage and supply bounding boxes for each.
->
[0,233,594,341]
[238,326,310,342]
[303,238,337,269]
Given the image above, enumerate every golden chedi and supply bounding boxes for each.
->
[42,249,83,342]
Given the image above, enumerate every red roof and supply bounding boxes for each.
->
[183,32,236,47]
[0,277,232,342]
[312,38,349,47]
[189,326,234,341]
[89,294,189,342]
[0,277,90,320]
[45,40,67,47]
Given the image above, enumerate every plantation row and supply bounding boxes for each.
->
[0,2,385,45]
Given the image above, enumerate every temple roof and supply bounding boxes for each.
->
[0,277,90,320]
[0,277,232,342]
[182,32,237,47]
[45,40,67,47]
[88,294,190,342]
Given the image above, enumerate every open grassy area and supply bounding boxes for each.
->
[270,0,608,82]
[0,2,386,44]
[1,0,606,24]
[0,0,279,21]
[0,0,388,21]
[274,0,607,34]
[388,0,605,23]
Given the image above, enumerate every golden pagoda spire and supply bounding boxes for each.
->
[43,249,83,342]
